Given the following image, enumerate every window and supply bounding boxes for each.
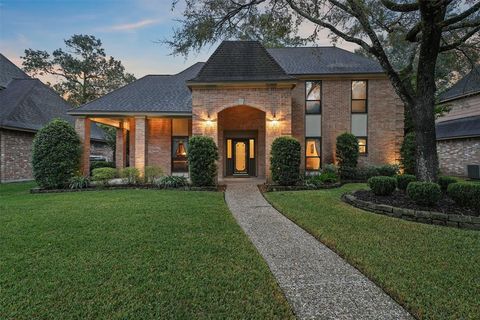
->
[351,80,367,113]
[172,119,190,172]
[305,81,321,114]
[358,137,367,154]
[305,138,321,171]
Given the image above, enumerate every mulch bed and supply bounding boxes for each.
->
[354,190,478,217]
[31,184,226,194]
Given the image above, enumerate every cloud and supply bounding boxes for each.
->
[102,18,161,32]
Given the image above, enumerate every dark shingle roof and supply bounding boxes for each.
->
[0,53,29,88]
[0,78,105,140]
[439,66,480,102]
[188,41,294,82]
[436,115,480,140]
[71,62,205,114]
[267,47,384,75]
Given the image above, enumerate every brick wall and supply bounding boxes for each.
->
[438,138,480,176]
[147,118,172,175]
[0,129,34,182]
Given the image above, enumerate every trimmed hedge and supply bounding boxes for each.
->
[438,176,457,192]
[336,133,359,177]
[396,174,416,191]
[188,136,219,186]
[270,136,301,186]
[32,119,81,189]
[407,182,441,206]
[368,176,397,196]
[90,161,115,174]
[92,167,117,186]
[447,183,480,211]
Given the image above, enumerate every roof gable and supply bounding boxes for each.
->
[189,41,294,83]
[0,53,30,88]
[439,66,480,102]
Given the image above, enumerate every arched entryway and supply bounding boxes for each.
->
[218,105,266,178]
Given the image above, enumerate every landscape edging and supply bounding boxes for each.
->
[342,192,480,231]
[30,185,223,194]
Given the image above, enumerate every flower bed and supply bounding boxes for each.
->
[342,191,480,231]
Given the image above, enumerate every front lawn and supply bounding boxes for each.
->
[265,184,480,320]
[0,183,293,319]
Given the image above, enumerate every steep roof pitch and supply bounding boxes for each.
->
[0,78,105,140]
[188,41,294,83]
[436,115,480,140]
[70,62,204,115]
[0,53,29,88]
[439,66,480,102]
[267,47,384,75]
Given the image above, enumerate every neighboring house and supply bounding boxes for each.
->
[436,66,480,177]
[69,41,404,180]
[0,54,112,182]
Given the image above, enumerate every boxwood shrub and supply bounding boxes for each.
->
[407,182,441,206]
[92,167,117,186]
[188,136,219,186]
[447,183,480,211]
[90,161,115,174]
[367,176,397,196]
[396,174,416,191]
[438,176,458,192]
[270,136,301,186]
[32,119,81,189]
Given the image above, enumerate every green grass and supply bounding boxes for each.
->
[0,183,293,319]
[264,184,480,320]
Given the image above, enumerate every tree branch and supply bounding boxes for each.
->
[380,0,419,12]
[439,26,480,52]
[443,18,480,31]
[440,2,480,27]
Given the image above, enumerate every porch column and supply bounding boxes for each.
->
[115,122,127,168]
[134,116,147,175]
[75,117,91,176]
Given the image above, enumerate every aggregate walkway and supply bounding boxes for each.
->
[224,179,412,320]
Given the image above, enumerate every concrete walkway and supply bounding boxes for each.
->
[224,179,412,320]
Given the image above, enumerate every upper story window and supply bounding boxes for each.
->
[351,80,367,113]
[305,81,321,114]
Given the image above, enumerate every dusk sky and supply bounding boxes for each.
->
[0,0,356,82]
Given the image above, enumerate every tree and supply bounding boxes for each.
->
[167,0,480,182]
[22,34,136,106]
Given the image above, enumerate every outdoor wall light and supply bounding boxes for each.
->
[270,112,279,126]
[205,113,214,126]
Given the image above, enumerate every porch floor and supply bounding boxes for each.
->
[224,181,411,319]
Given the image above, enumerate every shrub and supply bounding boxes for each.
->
[90,161,115,174]
[270,136,301,186]
[407,182,441,206]
[32,119,81,189]
[120,167,140,185]
[322,164,338,175]
[144,166,164,184]
[92,167,117,186]
[447,183,480,211]
[336,133,359,169]
[438,176,458,192]
[339,166,358,180]
[188,136,219,186]
[305,172,339,188]
[401,132,416,174]
[368,176,397,196]
[377,164,400,177]
[69,175,90,189]
[396,174,416,191]
[154,176,189,189]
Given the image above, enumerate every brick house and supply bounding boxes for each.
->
[436,66,480,177]
[69,41,404,180]
[0,54,112,182]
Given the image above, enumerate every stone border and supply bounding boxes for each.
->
[261,182,342,192]
[30,185,224,194]
[342,192,480,231]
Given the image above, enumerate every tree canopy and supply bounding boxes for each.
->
[22,34,136,106]
[167,0,480,182]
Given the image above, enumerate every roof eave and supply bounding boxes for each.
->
[187,79,297,88]
[68,110,193,117]
[438,90,480,104]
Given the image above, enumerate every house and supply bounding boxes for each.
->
[436,66,480,177]
[0,54,112,182]
[69,41,404,180]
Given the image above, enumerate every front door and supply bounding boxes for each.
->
[226,138,256,176]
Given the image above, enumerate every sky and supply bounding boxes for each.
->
[0,0,357,83]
